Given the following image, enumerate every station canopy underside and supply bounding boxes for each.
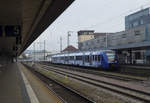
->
[0,0,74,57]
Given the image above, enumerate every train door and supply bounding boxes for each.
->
[83,55,85,65]
[89,53,92,65]
[93,55,98,67]
[92,55,95,66]
[100,55,104,63]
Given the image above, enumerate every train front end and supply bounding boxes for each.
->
[106,51,118,69]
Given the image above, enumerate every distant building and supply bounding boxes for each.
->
[93,33,114,38]
[125,8,150,30]
[78,32,113,50]
[62,45,77,53]
[78,30,113,50]
[78,30,95,43]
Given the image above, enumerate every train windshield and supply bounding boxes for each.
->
[106,52,115,62]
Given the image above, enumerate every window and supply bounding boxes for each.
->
[97,40,99,43]
[135,52,141,59]
[140,19,144,25]
[61,57,64,60]
[70,56,74,60]
[83,32,87,35]
[103,38,106,42]
[65,57,68,61]
[130,24,133,28]
[76,56,82,60]
[92,55,94,60]
[133,21,138,27]
[98,55,101,61]
[85,56,90,62]
[122,34,126,38]
[94,55,98,61]
[134,30,141,36]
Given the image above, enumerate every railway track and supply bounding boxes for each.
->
[40,63,146,81]
[23,63,95,103]
[38,63,150,103]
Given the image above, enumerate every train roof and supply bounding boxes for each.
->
[51,50,114,57]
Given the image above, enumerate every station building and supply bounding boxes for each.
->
[124,7,150,64]
[78,7,150,64]
[125,8,150,30]
[78,30,95,50]
[78,30,113,50]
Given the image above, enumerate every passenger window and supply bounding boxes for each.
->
[92,55,94,61]
[87,56,89,62]
[85,56,89,62]
[98,55,101,61]
[96,55,99,61]
[95,55,97,61]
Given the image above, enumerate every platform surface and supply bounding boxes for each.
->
[0,63,64,103]
[0,63,30,103]
[18,63,64,103]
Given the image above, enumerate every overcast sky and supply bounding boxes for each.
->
[27,0,150,52]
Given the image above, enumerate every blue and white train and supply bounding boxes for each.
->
[50,50,118,69]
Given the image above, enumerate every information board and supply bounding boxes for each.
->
[5,25,21,37]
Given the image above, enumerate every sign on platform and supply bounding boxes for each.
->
[5,25,21,37]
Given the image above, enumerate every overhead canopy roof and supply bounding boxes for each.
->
[96,41,150,51]
[0,0,74,57]
[109,41,150,50]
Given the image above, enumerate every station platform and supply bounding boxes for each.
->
[0,63,63,103]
